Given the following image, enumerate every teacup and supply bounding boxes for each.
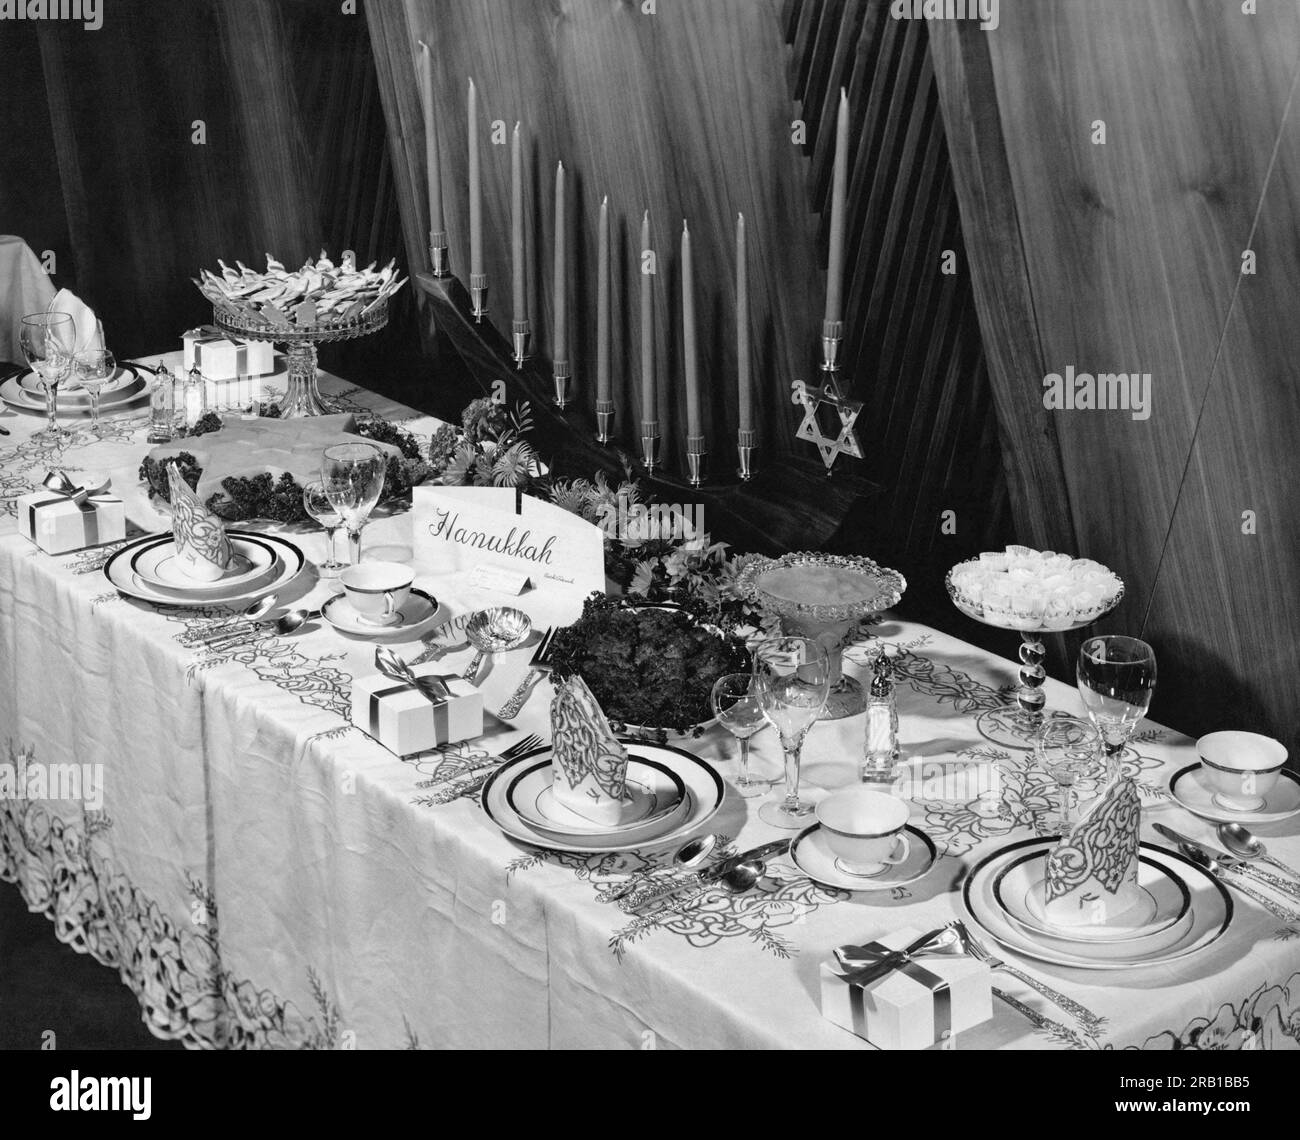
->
[1196,731,1287,812]
[816,787,911,877]
[339,562,414,626]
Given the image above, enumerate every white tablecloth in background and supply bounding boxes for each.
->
[0,236,56,366]
[2,359,1298,1050]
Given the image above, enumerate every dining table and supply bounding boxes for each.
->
[2,354,1298,1051]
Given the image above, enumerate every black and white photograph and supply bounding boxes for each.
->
[0,0,1297,1101]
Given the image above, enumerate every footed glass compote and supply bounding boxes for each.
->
[737,552,906,720]
[946,555,1124,751]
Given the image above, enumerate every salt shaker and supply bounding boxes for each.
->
[861,651,900,785]
[182,364,207,428]
[147,364,175,443]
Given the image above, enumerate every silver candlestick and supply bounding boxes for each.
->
[553,360,572,410]
[737,428,757,481]
[640,420,660,474]
[470,273,489,324]
[512,319,531,370]
[686,434,706,488]
[429,230,450,278]
[820,319,844,373]
[595,399,615,444]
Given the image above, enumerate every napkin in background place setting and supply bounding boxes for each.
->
[1044,771,1143,927]
[46,288,105,355]
[166,464,235,582]
[550,674,631,827]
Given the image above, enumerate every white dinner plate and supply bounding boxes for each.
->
[504,754,689,845]
[1169,764,1300,825]
[2,367,148,413]
[104,531,304,608]
[130,534,280,593]
[321,589,441,639]
[993,849,1192,944]
[963,837,1233,971]
[789,823,937,892]
[481,741,725,854]
[19,365,144,404]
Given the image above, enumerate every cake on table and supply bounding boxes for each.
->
[550,675,632,827]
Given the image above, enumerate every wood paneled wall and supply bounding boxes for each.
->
[931,1,1300,758]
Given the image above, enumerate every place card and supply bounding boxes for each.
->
[469,563,530,595]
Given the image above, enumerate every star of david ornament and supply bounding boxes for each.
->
[794,374,863,472]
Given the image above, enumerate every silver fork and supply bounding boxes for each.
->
[497,626,556,720]
[950,921,1105,1031]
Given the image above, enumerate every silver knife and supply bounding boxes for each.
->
[1153,823,1300,900]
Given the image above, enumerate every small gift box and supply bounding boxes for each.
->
[351,652,483,757]
[819,925,992,1049]
[17,472,126,554]
[182,325,275,381]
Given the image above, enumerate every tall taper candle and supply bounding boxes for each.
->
[597,196,610,403]
[825,87,849,326]
[552,162,567,361]
[682,220,701,439]
[468,78,483,281]
[737,212,752,433]
[511,122,524,322]
[419,42,444,236]
[640,211,654,425]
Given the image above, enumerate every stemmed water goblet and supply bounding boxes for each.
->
[753,636,832,829]
[1077,635,1156,758]
[302,479,346,578]
[74,348,116,436]
[20,312,75,443]
[1035,715,1104,835]
[710,673,771,798]
[321,442,386,565]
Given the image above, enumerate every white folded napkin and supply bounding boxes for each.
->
[550,674,632,827]
[46,288,104,355]
[167,464,234,582]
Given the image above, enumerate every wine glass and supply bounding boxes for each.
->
[321,443,386,564]
[20,313,75,443]
[1078,635,1156,757]
[302,479,346,578]
[710,673,770,798]
[753,636,832,829]
[1035,716,1104,834]
[74,348,116,436]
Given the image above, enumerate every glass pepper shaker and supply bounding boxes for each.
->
[147,363,175,443]
[183,364,207,429]
[861,651,900,785]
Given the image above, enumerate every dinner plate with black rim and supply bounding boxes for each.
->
[130,534,281,593]
[1168,763,1300,825]
[504,755,690,845]
[104,531,304,607]
[481,741,725,855]
[992,848,1192,945]
[789,823,937,892]
[963,837,1233,971]
[2,366,148,413]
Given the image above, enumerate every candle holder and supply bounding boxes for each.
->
[595,399,615,444]
[686,434,707,488]
[640,420,660,474]
[429,230,450,278]
[553,360,572,410]
[737,428,757,482]
[820,319,844,373]
[470,273,489,324]
[511,319,531,370]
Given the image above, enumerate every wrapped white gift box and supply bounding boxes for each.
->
[182,325,276,381]
[351,663,483,756]
[17,484,126,554]
[819,925,992,1049]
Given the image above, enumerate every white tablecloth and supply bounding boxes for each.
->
[2,360,1298,1050]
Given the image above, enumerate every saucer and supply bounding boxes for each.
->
[322,588,439,638]
[1169,763,1300,825]
[789,823,937,892]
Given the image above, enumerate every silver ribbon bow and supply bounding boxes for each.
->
[43,470,112,508]
[374,647,452,702]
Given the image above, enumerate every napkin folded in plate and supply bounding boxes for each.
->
[550,674,631,827]
[167,463,235,582]
[47,288,104,356]
[1044,771,1142,927]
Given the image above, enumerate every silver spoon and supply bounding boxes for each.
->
[1175,843,1300,922]
[673,834,718,870]
[1216,822,1300,880]
[207,607,318,648]
[719,858,767,893]
[462,607,532,682]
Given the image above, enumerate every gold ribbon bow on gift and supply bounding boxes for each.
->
[42,469,112,508]
[831,922,967,1042]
